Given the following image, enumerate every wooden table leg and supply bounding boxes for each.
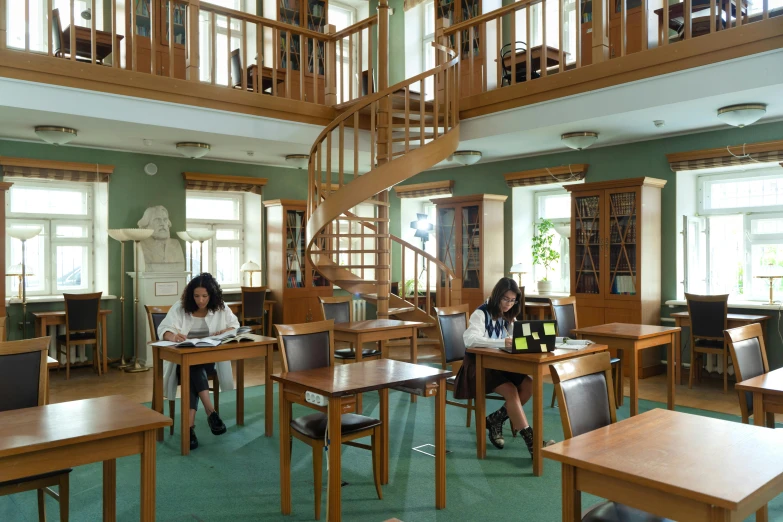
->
[140,431,156,522]
[756,504,769,522]
[279,383,292,515]
[237,358,245,426]
[103,459,116,522]
[562,464,580,522]
[180,355,191,456]
[629,346,639,417]
[410,328,418,403]
[35,317,43,338]
[667,334,676,411]
[435,379,446,509]
[754,392,766,427]
[355,334,363,413]
[153,347,164,442]
[532,365,544,477]
[380,387,389,485]
[265,348,273,437]
[709,506,731,521]
[475,354,486,459]
[674,324,683,386]
[102,314,108,374]
[327,397,343,522]
[616,348,624,407]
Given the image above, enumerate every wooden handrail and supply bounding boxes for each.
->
[443,0,542,35]
[332,15,378,40]
[200,2,326,40]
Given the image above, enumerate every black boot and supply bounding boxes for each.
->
[486,406,507,449]
[190,426,199,450]
[518,426,556,457]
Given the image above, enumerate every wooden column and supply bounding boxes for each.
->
[591,0,609,63]
[186,0,201,81]
[0,182,12,334]
[325,24,337,106]
[376,0,390,319]
[0,0,7,50]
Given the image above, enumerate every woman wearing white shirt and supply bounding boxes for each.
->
[455,277,536,456]
[157,273,239,450]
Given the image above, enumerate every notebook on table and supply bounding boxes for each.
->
[499,320,558,354]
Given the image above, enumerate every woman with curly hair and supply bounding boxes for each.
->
[158,273,240,450]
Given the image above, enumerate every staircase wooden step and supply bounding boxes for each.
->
[391,122,443,129]
[392,135,434,143]
[337,216,390,222]
[320,249,388,254]
[387,306,416,315]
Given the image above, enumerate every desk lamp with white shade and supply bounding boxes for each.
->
[177,231,194,279]
[509,263,526,286]
[107,229,132,368]
[119,228,154,373]
[7,226,43,339]
[241,260,262,287]
[186,229,216,275]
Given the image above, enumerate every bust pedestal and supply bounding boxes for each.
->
[128,271,187,366]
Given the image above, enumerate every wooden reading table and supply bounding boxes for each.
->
[272,359,452,522]
[573,323,680,416]
[34,309,112,374]
[543,409,782,521]
[735,366,783,428]
[62,25,124,63]
[0,395,171,521]
[151,336,278,455]
[467,343,608,476]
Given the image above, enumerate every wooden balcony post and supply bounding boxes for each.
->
[0,0,6,50]
[186,0,201,81]
[325,24,337,106]
[377,0,389,91]
[375,0,391,319]
[592,0,609,63]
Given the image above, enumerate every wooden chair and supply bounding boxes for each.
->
[0,316,5,342]
[0,337,70,522]
[240,286,267,333]
[145,305,220,436]
[318,296,382,362]
[550,351,671,522]
[549,296,622,409]
[275,319,382,520]
[56,292,102,380]
[685,293,729,392]
[725,323,776,426]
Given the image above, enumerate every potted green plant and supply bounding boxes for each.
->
[531,219,560,294]
[404,278,427,297]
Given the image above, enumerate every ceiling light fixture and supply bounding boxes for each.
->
[176,142,211,159]
[34,126,77,146]
[285,154,309,169]
[561,131,598,150]
[717,104,767,128]
[452,150,482,166]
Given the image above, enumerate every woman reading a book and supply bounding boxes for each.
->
[158,273,239,450]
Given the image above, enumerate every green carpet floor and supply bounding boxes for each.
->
[2,384,783,522]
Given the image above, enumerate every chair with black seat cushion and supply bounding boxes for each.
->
[319,296,382,362]
[0,337,71,522]
[56,292,102,380]
[145,305,220,436]
[434,304,505,428]
[549,296,622,409]
[275,319,382,520]
[725,323,775,426]
[550,351,672,522]
[240,286,267,333]
[686,293,729,392]
[500,41,541,86]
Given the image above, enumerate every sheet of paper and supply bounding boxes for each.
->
[522,323,531,336]
[531,332,540,340]
[543,323,556,336]
[515,337,528,350]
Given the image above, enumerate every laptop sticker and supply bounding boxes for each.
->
[543,323,556,336]
[515,337,528,350]
[532,332,540,340]
[522,323,531,336]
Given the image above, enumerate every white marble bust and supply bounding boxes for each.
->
[137,205,185,272]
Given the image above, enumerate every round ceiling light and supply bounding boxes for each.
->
[717,104,766,128]
[452,150,482,166]
[34,126,78,146]
[561,132,598,150]
[285,154,309,169]
[176,142,211,159]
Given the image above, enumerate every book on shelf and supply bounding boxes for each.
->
[136,0,149,17]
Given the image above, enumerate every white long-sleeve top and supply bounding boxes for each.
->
[463,308,511,349]
[157,301,240,401]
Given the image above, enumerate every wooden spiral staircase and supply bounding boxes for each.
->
[304,43,461,352]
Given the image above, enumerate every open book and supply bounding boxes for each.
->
[156,327,263,347]
[554,337,594,351]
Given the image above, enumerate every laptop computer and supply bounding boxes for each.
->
[499,320,558,354]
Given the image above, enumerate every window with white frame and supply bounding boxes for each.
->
[330,2,357,103]
[199,0,256,84]
[681,165,783,301]
[534,190,571,292]
[5,180,94,296]
[186,192,245,287]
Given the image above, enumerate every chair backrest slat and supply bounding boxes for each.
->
[434,304,470,367]
[685,293,728,339]
[0,337,51,410]
[276,320,335,373]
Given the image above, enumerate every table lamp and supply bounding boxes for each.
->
[177,231,194,279]
[186,229,216,276]
[119,228,154,373]
[6,264,34,301]
[7,225,43,339]
[509,263,526,286]
[241,260,262,286]
[108,229,132,368]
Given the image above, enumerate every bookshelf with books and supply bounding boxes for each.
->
[566,178,666,378]
[580,0,661,65]
[265,200,332,326]
[128,0,186,79]
[276,0,327,102]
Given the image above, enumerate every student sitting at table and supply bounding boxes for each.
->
[158,273,238,450]
[454,277,539,457]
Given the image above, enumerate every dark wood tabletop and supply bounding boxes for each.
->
[271,359,452,397]
[670,311,770,322]
[332,319,429,333]
[467,343,608,362]
[736,367,783,394]
[573,322,681,339]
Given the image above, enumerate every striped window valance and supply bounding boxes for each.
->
[504,164,588,187]
[183,172,267,195]
[0,156,113,182]
[667,140,783,172]
[394,180,453,199]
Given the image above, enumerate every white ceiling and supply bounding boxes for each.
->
[0,48,780,171]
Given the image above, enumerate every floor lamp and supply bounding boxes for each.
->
[7,226,43,339]
[177,231,194,280]
[121,228,154,373]
[108,229,132,368]
[187,229,216,275]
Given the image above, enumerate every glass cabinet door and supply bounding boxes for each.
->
[461,205,480,289]
[161,1,187,46]
[134,0,152,37]
[285,210,304,288]
[437,207,457,286]
[607,190,638,296]
[574,195,601,294]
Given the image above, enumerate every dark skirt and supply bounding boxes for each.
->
[453,352,527,400]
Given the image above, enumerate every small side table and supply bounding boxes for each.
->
[755,275,783,305]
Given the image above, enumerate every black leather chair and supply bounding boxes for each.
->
[500,41,540,86]
[319,296,382,362]
[550,351,672,522]
[145,305,220,436]
[275,319,382,520]
[725,323,775,426]
[240,286,267,333]
[56,292,103,380]
[0,337,71,521]
[686,293,729,392]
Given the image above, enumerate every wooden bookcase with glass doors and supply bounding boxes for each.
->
[566,177,666,377]
[129,0,187,78]
[432,194,507,312]
[265,199,332,325]
[275,0,327,103]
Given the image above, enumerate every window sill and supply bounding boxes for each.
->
[6,295,118,305]
[665,299,783,311]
